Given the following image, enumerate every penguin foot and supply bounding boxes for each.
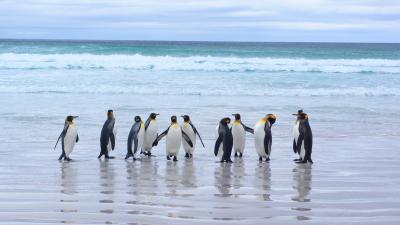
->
[265,158,270,162]
[293,158,302,162]
[227,159,233,163]
[239,153,243,158]
[190,153,193,159]
[97,154,103,159]
[185,153,189,158]
[308,159,314,164]
[167,156,171,160]
[173,156,178,162]
[65,157,72,161]
[105,156,115,159]
[234,152,238,157]
[259,157,263,162]
[296,160,307,164]
[125,154,132,160]
[132,157,137,161]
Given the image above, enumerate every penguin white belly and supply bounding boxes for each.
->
[166,125,182,156]
[293,122,305,159]
[232,123,246,153]
[215,125,224,160]
[143,121,158,151]
[254,121,267,157]
[182,123,196,154]
[64,126,77,157]
[136,125,145,155]
[107,125,117,153]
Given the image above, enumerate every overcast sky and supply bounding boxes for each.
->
[0,0,399,42]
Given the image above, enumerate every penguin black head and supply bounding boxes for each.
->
[150,113,159,119]
[220,117,231,125]
[181,115,190,122]
[134,116,141,122]
[266,114,276,126]
[232,113,241,121]
[292,109,304,119]
[66,115,78,122]
[299,113,308,120]
[107,110,114,118]
[171,115,177,123]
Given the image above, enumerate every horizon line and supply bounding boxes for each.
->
[0,38,399,45]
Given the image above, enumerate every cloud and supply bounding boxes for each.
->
[0,0,399,42]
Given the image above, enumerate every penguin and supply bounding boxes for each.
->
[214,117,233,163]
[98,110,117,159]
[254,114,276,162]
[142,113,159,157]
[180,115,205,159]
[125,116,145,161]
[294,112,313,164]
[231,113,254,158]
[292,109,305,162]
[152,116,193,161]
[54,115,79,161]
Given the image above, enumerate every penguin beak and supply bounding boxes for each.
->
[156,113,160,116]
[180,115,184,118]
[73,116,79,118]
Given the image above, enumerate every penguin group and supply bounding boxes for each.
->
[54,109,313,164]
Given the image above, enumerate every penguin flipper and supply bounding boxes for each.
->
[263,124,272,156]
[110,132,115,150]
[76,134,79,143]
[153,127,169,146]
[214,134,223,156]
[54,124,69,150]
[54,122,69,149]
[182,130,193,148]
[190,122,205,147]
[296,129,305,153]
[242,122,254,134]
[133,135,139,154]
[144,116,151,131]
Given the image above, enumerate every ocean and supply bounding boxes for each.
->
[0,40,399,224]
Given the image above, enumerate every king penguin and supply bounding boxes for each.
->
[142,113,159,157]
[214,117,233,163]
[292,109,304,162]
[98,110,117,159]
[254,114,276,162]
[294,112,313,164]
[181,115,205,159]
[126,116,145,161]
[231,113,254,158]
[153,116,193,161]
[54,115,79,161]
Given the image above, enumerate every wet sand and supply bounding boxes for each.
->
[1,136,399,225]
[0,94,400,224]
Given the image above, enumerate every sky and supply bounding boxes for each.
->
[0,0,399,42]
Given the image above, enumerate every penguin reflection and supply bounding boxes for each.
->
[181,159,197,188]
[214,163,233,196]
[292,164,312,202]
[59,162,78,219]
[99,160,115,195]
[254,162,271,201]
[126,160,139,188]
[165,161,180,195]
[60,162,77,195]
[232,159,246,189]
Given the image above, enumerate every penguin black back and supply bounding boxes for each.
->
[214,117,233,163]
